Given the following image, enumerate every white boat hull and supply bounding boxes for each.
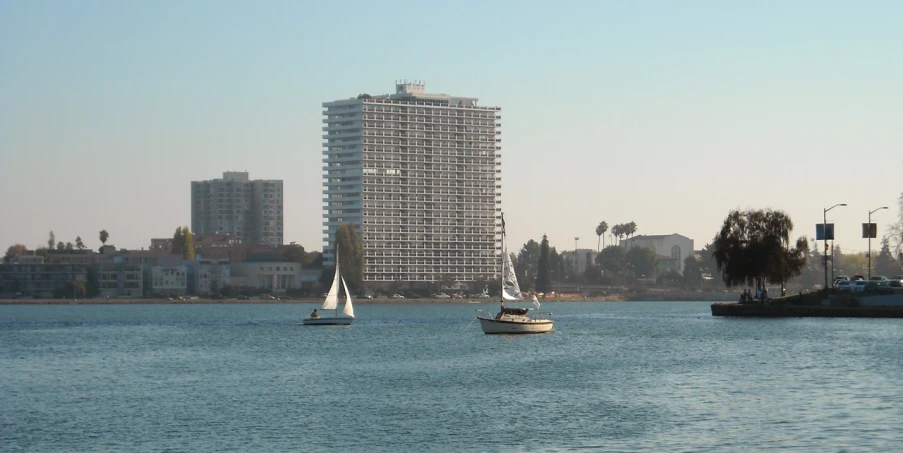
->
[301,317,353,326]
[478,317,553,334]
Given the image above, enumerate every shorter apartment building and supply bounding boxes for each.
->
[196,259,231,294]
[0,257,88,298]
[97,261,143,298]
[230,262,303,293]
[152,265,188,296]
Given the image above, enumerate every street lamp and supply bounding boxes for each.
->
[823,203,846,290]
[867,206,888,279]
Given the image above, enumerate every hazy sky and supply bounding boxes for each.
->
[2,1,901,256]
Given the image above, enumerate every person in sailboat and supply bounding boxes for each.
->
[310,309,319,319]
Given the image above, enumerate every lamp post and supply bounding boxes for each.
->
[823,203,846,290]
[867,206,888,279]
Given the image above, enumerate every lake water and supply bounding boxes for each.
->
[2,302,902,452]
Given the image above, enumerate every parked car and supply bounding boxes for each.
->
[478,293,491,298]
[434,293,451,299]
[850,280,869,293]
[391,294,405,299]
[836,281,852,292]
[237,295,251,300]
[833,276,851,285]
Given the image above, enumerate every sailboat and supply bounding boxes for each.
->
[476,214,553,334]
[302,245,354,326]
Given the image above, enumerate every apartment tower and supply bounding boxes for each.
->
[191,171,284,245]
[322,82,501,286]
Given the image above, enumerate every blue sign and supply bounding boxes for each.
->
[816,223,835,241]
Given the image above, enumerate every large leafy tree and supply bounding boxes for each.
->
[597,245,626,283]
[335,223,364,295]
[535,234,551,293]
[4,244,27,263]
[99,230,109,246]
[713,209,808,291]
[626,246,656,279]
[284,242,310,264]
[515,239,541,291]
[75,236,85,250]
[595,221,608,252]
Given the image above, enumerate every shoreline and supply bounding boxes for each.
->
[0,294,735,305]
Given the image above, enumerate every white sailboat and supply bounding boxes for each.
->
[476,214,553,334]
[302,245,354,326]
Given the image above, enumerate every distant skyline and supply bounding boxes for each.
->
[1,1,901,256]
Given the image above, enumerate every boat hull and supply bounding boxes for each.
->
[301,317,353,326]
[478,317,553,334]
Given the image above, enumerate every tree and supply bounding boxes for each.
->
[625,246,656,280]
[171,227,184,256]
[626,221,638,239]
[874,237,900,276]
[284,242,310,264]
[683,255,703,289]
[182,227,195,260]
[318,266,336,291]
[597,245,626,284]
[85,266,100,298]
[535,234,551,293]
[53,281,86,299]
[171,227,195,260]
[47,231,56,250]
[514,239,541,291]
[75,236,85,250]
[56,241,65,250]
[4,244,27,263]
[334,223,364,295]
[595,221,609,252]
[99,230,109,246]
[712,209,808,292]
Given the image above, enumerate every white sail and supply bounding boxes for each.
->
[341,276,354,318]
[532,295,541,309]
[501,250,522,301]
[321,247,340,310]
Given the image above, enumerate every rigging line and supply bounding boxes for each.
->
[462,316,478,332]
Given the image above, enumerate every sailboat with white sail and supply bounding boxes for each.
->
[302,245,354,326]
[476,214,553,334]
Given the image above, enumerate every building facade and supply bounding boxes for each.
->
[622,234,695,273]
[322,82,502,286]
[196,259,231,294]
[191,171,284,245]
[0,259,88,299]
[230,262,303,293]
[563,249,597,275]
[151,265,188,296]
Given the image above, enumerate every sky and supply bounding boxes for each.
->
[1,1,901,256]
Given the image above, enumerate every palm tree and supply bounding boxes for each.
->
[595,221,609,252]
[626,221,638,239]
[99,230,109,246]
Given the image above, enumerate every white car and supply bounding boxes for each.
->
[435,293,450,299]
[850,281,869,293]
[836,281,852,292]
[391,294,405,299]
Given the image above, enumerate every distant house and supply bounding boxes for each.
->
[621,234,694,273]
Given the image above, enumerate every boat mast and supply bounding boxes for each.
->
[500,213,505,306]
[334,243,340,318]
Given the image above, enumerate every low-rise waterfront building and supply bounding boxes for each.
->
[151,265,188,296]
[622,234,695,273]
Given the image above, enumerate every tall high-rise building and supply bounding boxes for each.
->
[191,171,284,245]
[322,82,501,286]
